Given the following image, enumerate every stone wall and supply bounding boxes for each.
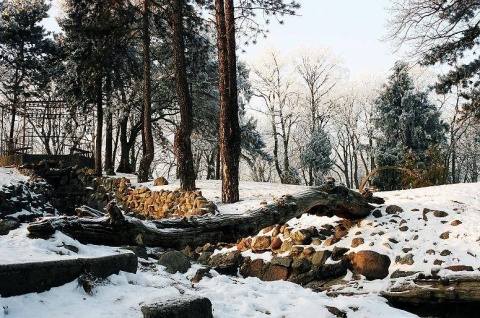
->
[16,162,217,219]
[0,154,94,168]
[119,186,217,218]
[0,179,56,222]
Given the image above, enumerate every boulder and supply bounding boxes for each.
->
[158,251,191,274]
[311,250,331,266]
[251,236,272,252]
[207,251,243,276]
[351,237,364,248]
[314,260,349,280]
[386,205,403,215]
[291,258,312,274]
[271,256,293,268]
[240,258,265,279]
[290,229,312,245]
[350,250,391,280]
[331,247,349,261]
[141,295,212,318]
[263,264,289,281]
[150,174,165,185]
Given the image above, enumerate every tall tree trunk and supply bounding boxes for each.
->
[117,113,132,173]
[8,100,17,155]
[216,0,241,203]
[172,0,196,191]
[104,74,114,175]
[116,85,133,173]
[138,0,154,183]
[215,146,221,180]
[94,75,103,177]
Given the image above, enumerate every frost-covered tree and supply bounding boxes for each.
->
[293,45,344,185]
[388,0,480,119]
[373,61,448,190]
[251,48,301,184]
[0,0,57,154]
[300,126,333,186]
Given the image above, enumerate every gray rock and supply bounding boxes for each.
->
[291,258,312,274]
[141,295,213,318]
[395,253,414,265]
[314,259,349,280]
[207,251,243,276]
[271,256,293,268]
[0,219,20,235]
[158,251,191,274]
[386,205,403,215]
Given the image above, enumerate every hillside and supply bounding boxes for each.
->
[1,167,480,317]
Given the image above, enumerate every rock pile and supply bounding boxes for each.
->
[15,162,217,220]
[119,187,217,219]
[0,180,56,222]
[189,220,391,288]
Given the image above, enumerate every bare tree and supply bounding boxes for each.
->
[293,45,344,185]
[251,49,300,184]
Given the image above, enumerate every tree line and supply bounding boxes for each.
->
[1,0,479,195]
[0,0,299,203]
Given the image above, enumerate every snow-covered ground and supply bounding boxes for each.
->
[2,167,480,317]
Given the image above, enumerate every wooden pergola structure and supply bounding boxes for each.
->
[0,100,95,158]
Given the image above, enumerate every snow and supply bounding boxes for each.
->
[0,167,29,187]
[2,167,480,317]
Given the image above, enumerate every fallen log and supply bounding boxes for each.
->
[382,275,480,304]
[27,184,380,249]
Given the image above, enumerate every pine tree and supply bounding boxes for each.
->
[374,61,448,190]
[172,0,196,191]
[0,0,56,154]
[58,0,135,176]
[300,127,333,186]
[389,1,480,119]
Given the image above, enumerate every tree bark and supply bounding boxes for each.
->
[94,75,103,177]
[27,185,378,249]
[116,92,133,173]
[216,0,241,203]
[104,74,114,175]
[138,0,154,183]
[172,0,196,191]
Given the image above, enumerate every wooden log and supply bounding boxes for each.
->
[75,205,105,218]
[381,276,480,304]
[27,185,378,249]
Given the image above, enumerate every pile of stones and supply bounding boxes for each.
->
[15,161,217,220]
[0,180,56,222]
[183,221,391,289]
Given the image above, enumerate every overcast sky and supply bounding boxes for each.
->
[44,0,402,78]
[240,0,402,78]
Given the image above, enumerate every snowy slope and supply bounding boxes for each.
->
[2,167,480,317]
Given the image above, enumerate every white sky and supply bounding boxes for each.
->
[240,0,401,78]
[43,0,402,78]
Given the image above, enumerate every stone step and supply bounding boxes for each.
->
[0,253,137,297]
